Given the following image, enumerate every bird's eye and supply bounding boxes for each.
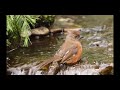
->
[75,35,80,38]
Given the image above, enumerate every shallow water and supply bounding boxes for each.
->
[7,15,113,69]
[7,33,66,68]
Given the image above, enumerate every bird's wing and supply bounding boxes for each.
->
[55,41,76,57]
[61,44,78,63]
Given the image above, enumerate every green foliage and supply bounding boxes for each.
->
[6,39,11,46]
[7,15,56,48]
[7,15,37,47]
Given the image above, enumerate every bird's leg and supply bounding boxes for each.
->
[59,63,67,71]
[47,61,60,75]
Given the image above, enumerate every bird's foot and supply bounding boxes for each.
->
[59,63,67,70]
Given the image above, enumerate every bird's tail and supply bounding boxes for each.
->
[35,56,62,70]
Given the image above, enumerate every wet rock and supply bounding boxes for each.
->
[7,62,113,75]
[57,63,113,75]
[84,29,91,33]
[87,36,102,41]
[31,27,49,35]
[99,65,113,75]
[92,26,104,32]
[99,40,108,47]
[89,40,108,48]
[54,17,75,28]
[58,18,74,23]
[89,41,101,47]
[80,26,106,33]
[58,66,98,75]
[80,28,91,33]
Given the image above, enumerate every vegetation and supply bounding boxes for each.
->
[7,15,55,48]
[34,15,55,29]
[7,15,37,47]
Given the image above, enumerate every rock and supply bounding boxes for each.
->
[92,26,103,32]
[54,17,75,28]
[89,41,101,47]
[99,66,113,75]
[80,28,91,33]
[89,40,108,48]
[99,40,108,47]
[31,27,49,35]
[84,29,91,33]
[80,26,106,33]
[87,32,103,41]
[87,36,102,41]
[58,18,74,23]
[7,62,113,75]
[57,65,100,75]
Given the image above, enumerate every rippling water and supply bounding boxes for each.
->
[7,33,66,68]
[7,15,113,69]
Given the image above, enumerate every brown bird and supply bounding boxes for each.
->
[54,30,82,65]
[35,30,83,71]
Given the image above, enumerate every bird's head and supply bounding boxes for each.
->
[67,29,83,40]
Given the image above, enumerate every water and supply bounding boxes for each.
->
[7,33,65,68]
[7,15,113,70]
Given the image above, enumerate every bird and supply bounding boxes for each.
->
[54,30,82,65]
[34,29,83,72]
